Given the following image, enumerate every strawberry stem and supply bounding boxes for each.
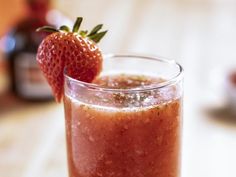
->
[59,25,70,32]
[79,30,88,37]
[36,26,59,33]
[89,30,108,43]
[73,17,83,33]
[88,24,103,37]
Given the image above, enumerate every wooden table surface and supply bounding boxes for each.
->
[1,0,236,177]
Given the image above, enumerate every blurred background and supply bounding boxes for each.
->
[0,0,236,177]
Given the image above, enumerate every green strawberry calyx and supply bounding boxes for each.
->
[36,17,108,43]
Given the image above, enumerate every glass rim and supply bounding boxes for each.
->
[64,53,184,93]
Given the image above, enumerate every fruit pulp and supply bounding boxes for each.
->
[64,74,182,177]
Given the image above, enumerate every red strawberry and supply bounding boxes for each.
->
[36,17,107,102]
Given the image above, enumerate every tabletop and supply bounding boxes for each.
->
[1,0,236,177]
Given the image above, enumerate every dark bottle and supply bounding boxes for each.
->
[6,0,53,101]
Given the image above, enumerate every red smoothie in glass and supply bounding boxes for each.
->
[64,74,182,177]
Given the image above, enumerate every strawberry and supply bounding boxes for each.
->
[36,17,107,102]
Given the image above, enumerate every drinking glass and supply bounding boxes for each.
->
[64,54,183,177]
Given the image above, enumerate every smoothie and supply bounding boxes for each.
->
[64,74,182,177]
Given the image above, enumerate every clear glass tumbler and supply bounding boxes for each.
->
[64,54,183,177]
